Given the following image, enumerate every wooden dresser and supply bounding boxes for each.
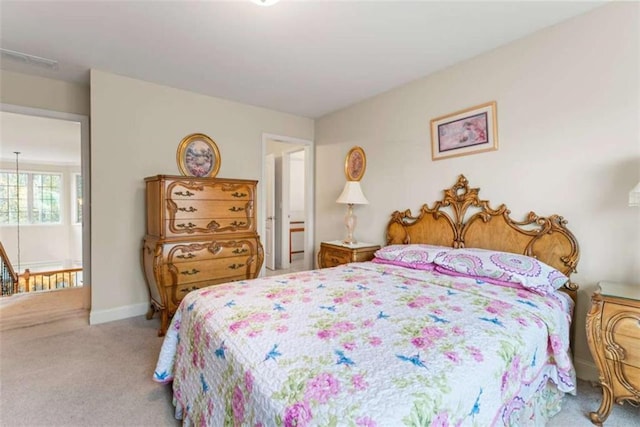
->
[585,281,640,425]
[142,175,264,335]
[317,241,380,268]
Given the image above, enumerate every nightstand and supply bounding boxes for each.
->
[585,281,640,425]
[317,241,380,268]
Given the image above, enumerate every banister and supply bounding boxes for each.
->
[0,241,18,295]
[19,267,83,293]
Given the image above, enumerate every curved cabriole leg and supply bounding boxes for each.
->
[145,304,155,320]
[589,383,613,426]
[158,310,168,337]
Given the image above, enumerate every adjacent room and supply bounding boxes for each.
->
[0,1,638,426]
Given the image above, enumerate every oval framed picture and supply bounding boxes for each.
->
[344,146,366,181]
[176,133,221,178]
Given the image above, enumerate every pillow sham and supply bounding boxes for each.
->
[433,247,569,295]
[372,244,452,271]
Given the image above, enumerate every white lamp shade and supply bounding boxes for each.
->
[629,181,640,207]
[336,181,369,205]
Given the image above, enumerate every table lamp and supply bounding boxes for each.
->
[336,181,369,244]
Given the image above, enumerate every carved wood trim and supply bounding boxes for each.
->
[603,311,640,399]
[386,174,580,287]
[586,295,614,425]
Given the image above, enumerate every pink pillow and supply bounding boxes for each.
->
[372,257,435,271]
[433,247,568,295]
[434,265,523,289]
[372,244,451,271]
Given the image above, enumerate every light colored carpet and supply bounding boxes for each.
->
[1,315,638,426]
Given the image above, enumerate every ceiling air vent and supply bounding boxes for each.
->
[0,48,59,70]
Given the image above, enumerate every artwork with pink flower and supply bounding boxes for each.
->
[176,133,221,177]
[431,101,498,160]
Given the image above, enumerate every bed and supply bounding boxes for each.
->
[154,175,580,426]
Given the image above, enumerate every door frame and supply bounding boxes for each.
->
[1,103,91,308]
[260,133,314,274]
[264,153,276,270]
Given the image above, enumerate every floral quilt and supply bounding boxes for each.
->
[154,262,576,426]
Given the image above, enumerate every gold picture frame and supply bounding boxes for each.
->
[176,133,221,178]
[344,146,366,181]
[430,101,498,161]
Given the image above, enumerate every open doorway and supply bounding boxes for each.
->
[261,134,314,276]
[0,104,90,328]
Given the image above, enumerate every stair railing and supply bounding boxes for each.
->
[0,242,18,296]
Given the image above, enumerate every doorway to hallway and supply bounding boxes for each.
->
[261,134,314,275]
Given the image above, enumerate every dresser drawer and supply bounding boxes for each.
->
[320,247,352,267]
[169,199,253,220]
[605,359,640,394]
[164,256,258,285]
[602,301,640,338]
[166,180,254,201]
[163,239,259,263]
[165,217,255,237]
[605,332,640,369]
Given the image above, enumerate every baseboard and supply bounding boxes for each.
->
[575,356,600,382]
[89,302,149,325]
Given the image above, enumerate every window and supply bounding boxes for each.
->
[0,171,62,225]
[74,174,83,224]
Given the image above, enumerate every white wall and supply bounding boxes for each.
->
[90,70,314,322]
[314,2,639,380]
[0,70,90,116]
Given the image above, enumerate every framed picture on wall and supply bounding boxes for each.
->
[344,146,366,181]
[430,101,498,161]
[176,133,221,178]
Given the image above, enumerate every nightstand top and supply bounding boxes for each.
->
[323,240,380,250]
[598,281,640,301]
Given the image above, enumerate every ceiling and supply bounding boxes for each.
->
[0,1,606,165]
[0,0,606,120]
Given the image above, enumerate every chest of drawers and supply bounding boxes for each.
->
[142,175,263,335]
[585,281,640,425]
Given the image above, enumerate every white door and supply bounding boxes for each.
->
[265,154,276,270]
[280,151,291,269]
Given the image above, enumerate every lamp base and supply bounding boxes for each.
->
[343,204,358,245]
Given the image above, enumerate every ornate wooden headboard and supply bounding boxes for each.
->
[386,175,580,303]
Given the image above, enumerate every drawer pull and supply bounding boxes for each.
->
[176,222,197,229]
[232,248,248,254]
[180,269,200,275]
[231,192,247,198]
[228,206,245,212]
[228,263,245,270]
[176,253,196,259]
[180,286,198,293]
[178,206,197,213]
[174,190,195,197]
[230,221,246,227]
